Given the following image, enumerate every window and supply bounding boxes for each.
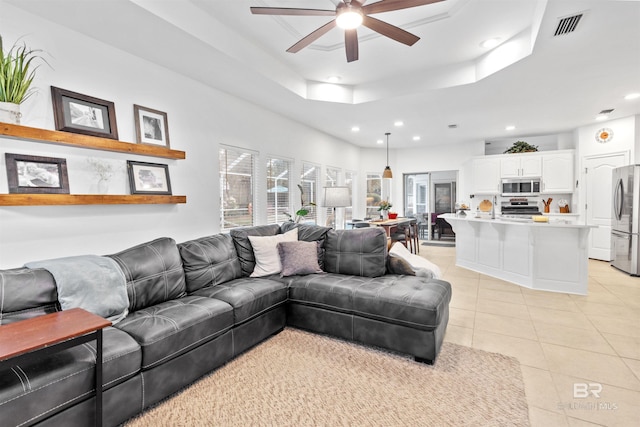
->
[324,166,340,226]
[266,156,291,224]
[300,162,319,223]
[219,146,255,229]
[366,173,382,218]
[404,173,429,217]
[344,170,356,221]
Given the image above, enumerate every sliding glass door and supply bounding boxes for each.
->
[403,171,458,240]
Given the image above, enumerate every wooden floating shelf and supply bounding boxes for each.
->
[0,194,187,206]
[0,123,185,160]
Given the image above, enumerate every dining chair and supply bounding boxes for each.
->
[390,218,419,254]
[351,219,371,228]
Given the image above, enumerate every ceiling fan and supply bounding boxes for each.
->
[250,0,445,62]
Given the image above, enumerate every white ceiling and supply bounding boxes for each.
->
[8,0,640,149]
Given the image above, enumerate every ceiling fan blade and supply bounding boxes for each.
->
[345,29,359,62]
[363,0,444,15]
[362,15,420,46]
[287,20,337,53]
[250,7,335,17]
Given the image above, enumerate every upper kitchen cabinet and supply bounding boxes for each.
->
[500,154,542,178]
[542,150,575,193]
[471,157,501,194]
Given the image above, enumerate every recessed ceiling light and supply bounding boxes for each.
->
[624,92,640,100]
[480,38,501,49]
[505,125,516,131]
[327,75,342,83]
[376,139,384,144]
[412,136,421,141]
[351,126,360,132]
[596,114,609,121]
[394,121,404,127]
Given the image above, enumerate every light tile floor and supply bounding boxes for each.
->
[419,244,640,427]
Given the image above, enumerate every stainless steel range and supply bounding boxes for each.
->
[501,198,541,218]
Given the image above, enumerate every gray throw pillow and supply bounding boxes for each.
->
[277,241,323,277]
[386,256,416,276]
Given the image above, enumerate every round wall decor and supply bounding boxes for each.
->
[595,128,613,143]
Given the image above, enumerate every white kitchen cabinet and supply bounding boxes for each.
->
[500,154,542,178]
[542,151,574,193]
[471,157,501,194]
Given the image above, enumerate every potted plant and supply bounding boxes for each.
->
[377,200,392,220]
[503,140,538,154]
[0,35,44,124]
[285,184,316,223]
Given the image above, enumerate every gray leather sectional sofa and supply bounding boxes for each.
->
[0,223,451,427]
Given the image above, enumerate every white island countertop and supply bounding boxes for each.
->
[441,213,592,228]
[440,213,595,295]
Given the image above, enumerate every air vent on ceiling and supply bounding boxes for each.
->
[599,109,614,115]
[554,13,583,36]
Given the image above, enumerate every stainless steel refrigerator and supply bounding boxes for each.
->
[611,164,640,275]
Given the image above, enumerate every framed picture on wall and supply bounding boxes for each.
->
[127,160,172,195]
[133,105,170,148]
[51,86,119,140]
[5,153,70,194]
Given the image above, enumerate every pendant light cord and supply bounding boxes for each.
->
[385,132,390,165]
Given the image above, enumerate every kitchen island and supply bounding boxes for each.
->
[440,213,595,295]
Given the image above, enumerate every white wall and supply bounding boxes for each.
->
[575,114,638,223]
[0,4,360,268]
[357,140,484,216]
[577,115,637,160]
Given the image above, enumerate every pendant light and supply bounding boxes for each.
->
[382,132,393,179]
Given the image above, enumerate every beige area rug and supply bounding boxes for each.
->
[124,329,529,426]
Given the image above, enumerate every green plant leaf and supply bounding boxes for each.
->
[0,35,45,104]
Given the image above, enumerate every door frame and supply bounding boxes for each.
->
[581,150,630,260]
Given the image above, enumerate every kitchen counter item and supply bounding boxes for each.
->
[478,199,492,212]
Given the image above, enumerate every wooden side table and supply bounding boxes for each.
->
[0,308,112,427]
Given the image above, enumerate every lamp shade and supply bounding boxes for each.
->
[382,166,393,179]
[322,186,351,207]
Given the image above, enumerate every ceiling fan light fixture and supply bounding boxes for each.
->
[336,8,363,29]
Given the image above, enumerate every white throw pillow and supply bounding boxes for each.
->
[248,228,299,277]
[388,242,443,279]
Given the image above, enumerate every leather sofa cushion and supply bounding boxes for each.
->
[230,224,281,277]
[0,267,59,325]
[0,326,141,427]
[324,228,387,278]
[108,237,186,312]
[114,296,233,369]
[178,234,243,293]
[287,273,452,331]
[191,277,287,324]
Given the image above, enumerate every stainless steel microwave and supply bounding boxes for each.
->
[501,178,541,196]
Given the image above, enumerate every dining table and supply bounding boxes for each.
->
[368,217,413,237]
